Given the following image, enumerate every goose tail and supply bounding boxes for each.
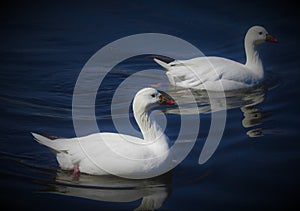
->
[147,55,175,71]
[31,132,62,152]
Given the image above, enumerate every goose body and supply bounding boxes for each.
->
[154,26,277,91]
[32,88,175,178]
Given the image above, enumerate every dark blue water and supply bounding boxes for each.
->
[1,1,300,210]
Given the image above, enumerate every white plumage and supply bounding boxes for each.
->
[154,26,277,91]
[32,88,175,179]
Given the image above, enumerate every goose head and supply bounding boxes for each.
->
[245,25,278,46]
[133,88,175,113]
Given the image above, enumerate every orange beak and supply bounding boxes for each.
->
[266,34,278,43]
[158,90,175,105]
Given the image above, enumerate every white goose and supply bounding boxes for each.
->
[153,26,277,91]
[32,88,175,179]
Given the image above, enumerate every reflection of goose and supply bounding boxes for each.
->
[32,88,175,178]
[242,106,264,137]
[241,105,263,128]
[152,26,277,91]
[165,85,265,114]
[165,84,267,137]
[240,90,265,128]
[239,87,268,137]
[44,171,171,211]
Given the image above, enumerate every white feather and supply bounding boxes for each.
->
[32,88,174,178]
[154,26,277,91]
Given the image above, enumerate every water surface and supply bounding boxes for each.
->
[1,1,300,210]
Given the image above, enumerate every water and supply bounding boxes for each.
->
[1,1,300,210]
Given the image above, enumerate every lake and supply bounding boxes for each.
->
[1,1,300,210]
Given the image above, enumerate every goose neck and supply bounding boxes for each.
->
[135,110,165,141]
[244,40,264,78]
[133,102,167,143]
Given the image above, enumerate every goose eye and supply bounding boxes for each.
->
[151,93,155,98]
[259,32,263,35]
